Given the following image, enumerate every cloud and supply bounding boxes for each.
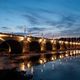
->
[21,7,80,37]
[0,27,10,30]
[22,7,80,28]
[27,27,46,32]
[22,8,63,26]
[0,26,12,33]
[61,27,80,36]
[22,6,80,37]
[23,14,40,25]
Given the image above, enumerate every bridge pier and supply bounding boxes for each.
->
[40,40,46,52]
[52,40,57,51]
[38,38,46,52]
[40,43,46,52]
[77,43,80,49]
[69,42,73,50]
[59,41,65,51]
[72,42,76,49]
[23,38,30,53]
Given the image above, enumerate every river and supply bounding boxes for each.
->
[0,50,80,80]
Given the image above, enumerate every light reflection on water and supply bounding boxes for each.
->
[33,56,80,80]
[0,50,80,79]
[0,50,80,70]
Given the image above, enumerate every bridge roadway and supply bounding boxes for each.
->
[0,32,80,54]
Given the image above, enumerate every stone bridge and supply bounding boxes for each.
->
[0,33,80,54]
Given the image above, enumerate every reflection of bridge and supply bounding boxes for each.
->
[0,33,80,54]
[18,50,80,71]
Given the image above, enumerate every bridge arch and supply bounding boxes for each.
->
[0,38,5,41]
[0,38,10,53]
[2,39,23,54]
[0,38,5,44]
[29,41,41,52]
[56,41,60,50]
[45,41,52,51]
[0,41,10,53]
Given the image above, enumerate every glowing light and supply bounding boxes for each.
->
[79,50,80,53]
[51,57,54,61]
[59,55,64,58]
[39,58,46,64]
[27,62,31,68]
[10,34,12,37]
[19,37,24,41]
[70,52,73,56]
[39,38,43,43]
[27,37,31,42]
[9,47,11,53]
[0,38,5,41]
[70,42,73,45]
[73,51,76,55]
[76,43,78,45]
[65,41,68,44]
[43,58,46,63]
[51,56,56,60]
[0,34,8,37]
[41,47,44,51]
[65,54,69,57]
[73,42,76,45]
[79,43,80,45]
[19,63,25,71]
[39,59,43,64]
[59,41,62,44]
[76,50,79,54]
[54,56,56,60]
[39,38,46,43]
[51,40,54,43]
[43,39,46,43]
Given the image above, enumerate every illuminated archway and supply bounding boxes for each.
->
[0,38,10,53]
[0,41,10,53]
[0,38,5,44]
[4,39,23,54]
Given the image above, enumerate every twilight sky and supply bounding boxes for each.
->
[0,0,80,37]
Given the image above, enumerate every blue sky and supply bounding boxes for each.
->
[0,0,80,37]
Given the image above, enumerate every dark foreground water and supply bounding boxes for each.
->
[0,50,80,80]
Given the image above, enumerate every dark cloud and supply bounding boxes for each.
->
[22,7,61,25]
[35,8,55,14]
[22,7,80,36]
[61,27,80,36]
[0,27,10,30]
[54,14,80,30]
[0,27,12,33]
[61,15,76,27]
[22,7,80,27]
[23,14,40,25]
[27,27,46,32]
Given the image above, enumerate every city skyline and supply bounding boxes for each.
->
[0,0,80,37]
